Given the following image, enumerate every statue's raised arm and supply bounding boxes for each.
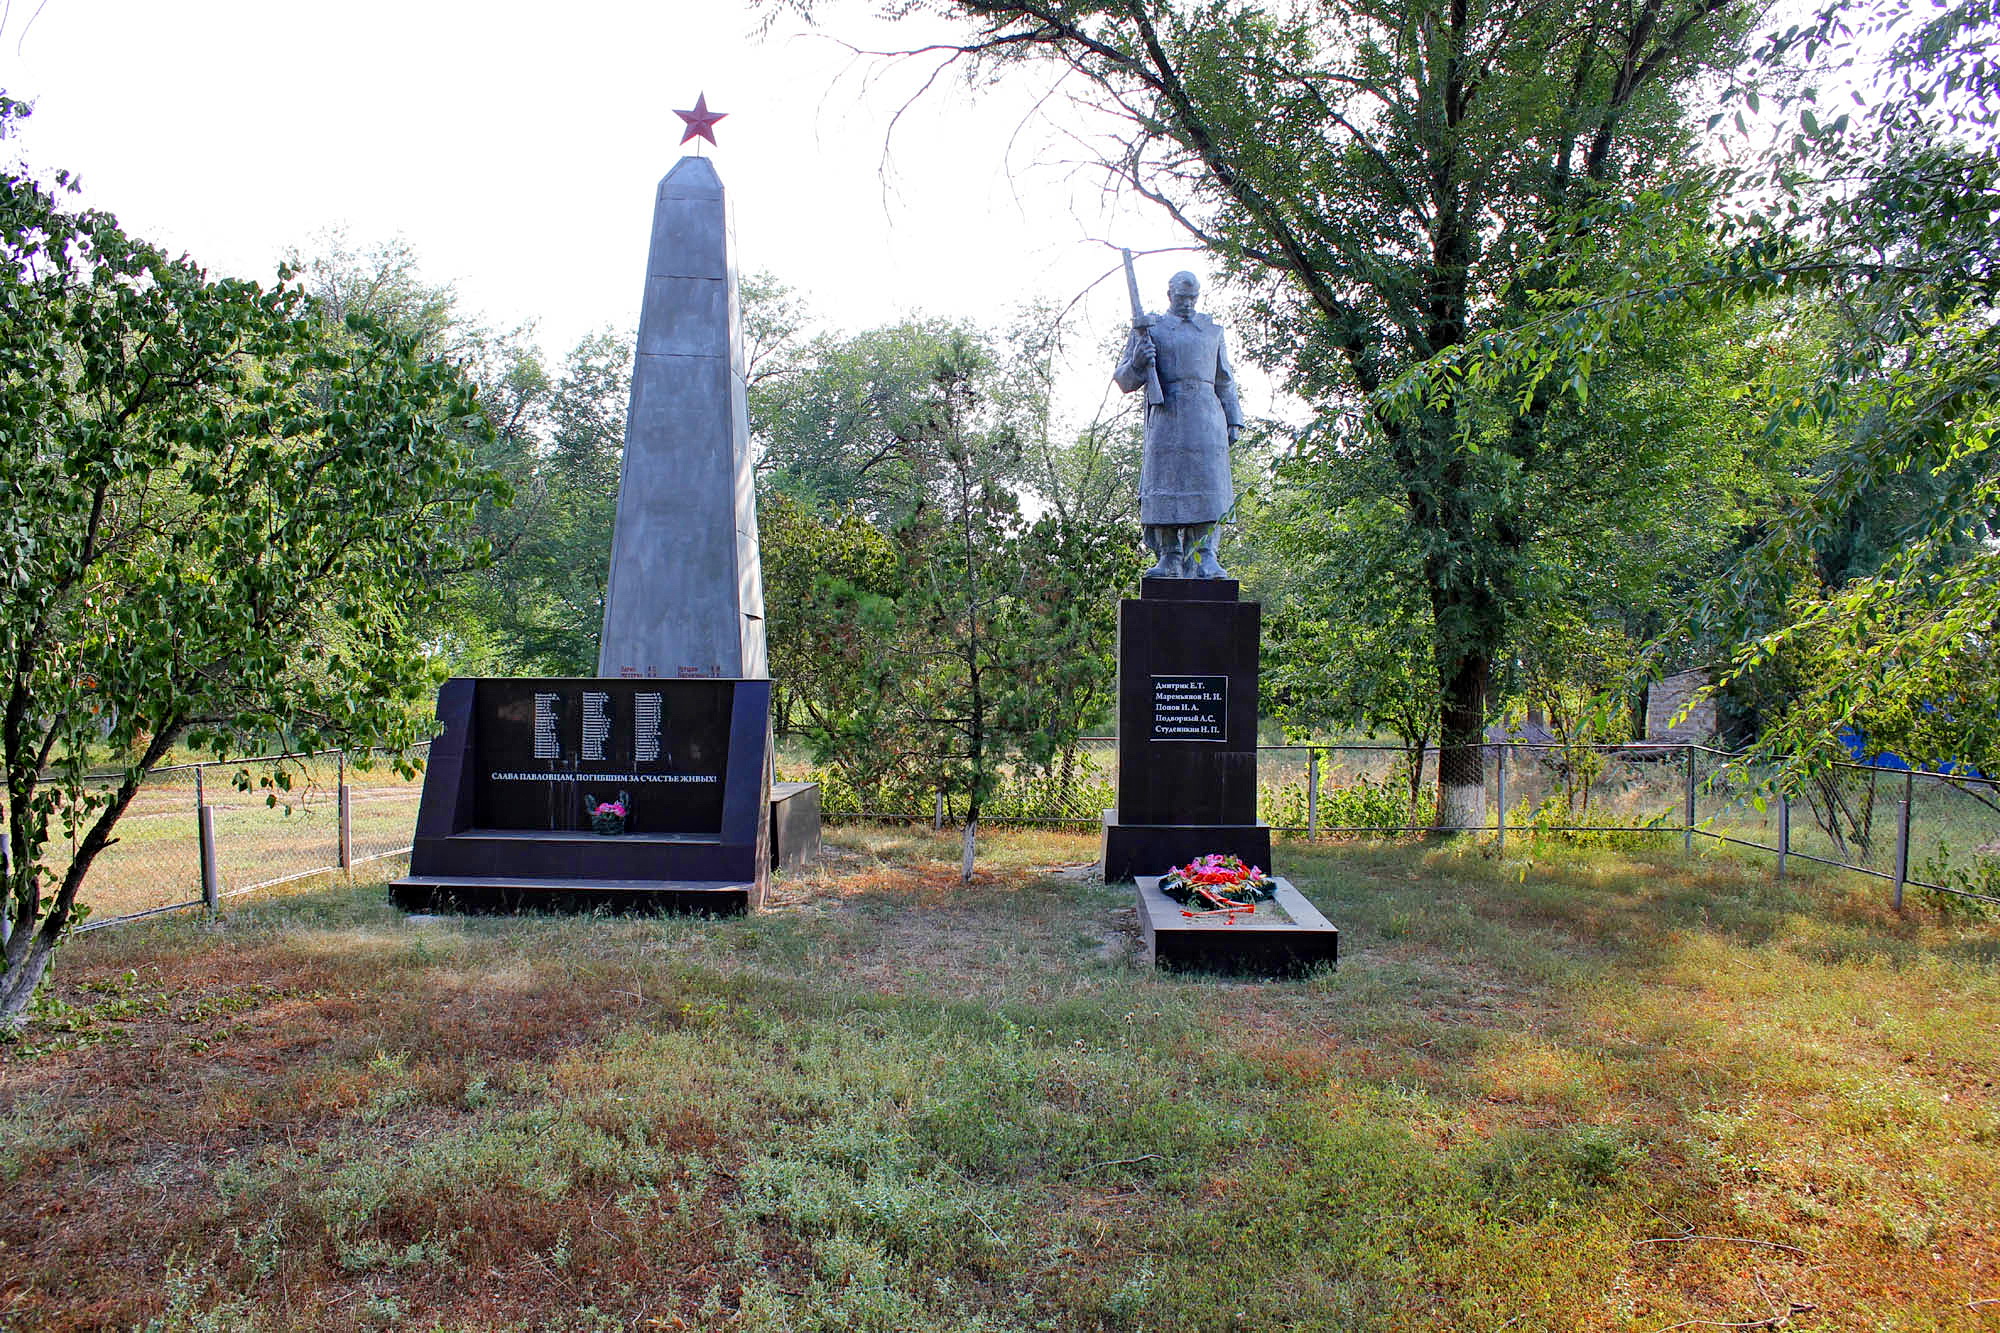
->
[1111,269,1245,580]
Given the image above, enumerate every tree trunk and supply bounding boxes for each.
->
[0,926,55,1030]
[1435,653,1489,832]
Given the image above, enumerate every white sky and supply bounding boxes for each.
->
[0,0,1269,427]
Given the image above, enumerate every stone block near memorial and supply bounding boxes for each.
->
[1099,577,1272,882]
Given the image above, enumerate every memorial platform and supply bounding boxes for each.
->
[1135,874,1338,975]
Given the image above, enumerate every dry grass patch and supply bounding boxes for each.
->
[1,829,1997,1330]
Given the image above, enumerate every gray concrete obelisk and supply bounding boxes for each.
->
[598,156,768,680]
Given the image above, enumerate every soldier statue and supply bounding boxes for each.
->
[1113,269,1244,579]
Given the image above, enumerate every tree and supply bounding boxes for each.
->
[279,233,641,677]
[759,491,921,804]
[894,333,1025,878]
[990,510,1137,795]
[754,317,1014,524]
[1421,0,2000,776]
[775,0,1761,828]
[444,330,633,674]
[754,306,1129,871]
[1242,287,1787,810]
[0,112,500,1026]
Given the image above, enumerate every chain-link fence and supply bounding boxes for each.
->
[782,737,1123,826]
[39,738,1996,928]
[791,740,2000,909]
[4,745,431,934]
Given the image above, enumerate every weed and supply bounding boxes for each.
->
[138,1264,262,1333]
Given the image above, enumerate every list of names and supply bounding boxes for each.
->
[581,691,611,761]
[532,692,561,758]
[634,693,663,762]
[1150,675,1227,741]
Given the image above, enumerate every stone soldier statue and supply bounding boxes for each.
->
[1113,269,1245,579]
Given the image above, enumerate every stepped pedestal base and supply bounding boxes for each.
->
[390,873,756,916]
[1100,810,1272,884]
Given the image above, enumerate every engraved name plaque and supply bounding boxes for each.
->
[473,679,733,833]
[1150,674,1227,742]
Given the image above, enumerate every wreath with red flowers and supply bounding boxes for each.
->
[1158,854,1276,916]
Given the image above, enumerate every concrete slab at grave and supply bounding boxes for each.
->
[1135,875,1338,975]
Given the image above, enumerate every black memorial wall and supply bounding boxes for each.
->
[393,677,774,911]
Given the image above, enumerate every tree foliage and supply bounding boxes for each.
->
[1400,0,2000,775]
[0,111,500,1025]
[755,311,1137,856]
[774,0,1761,825]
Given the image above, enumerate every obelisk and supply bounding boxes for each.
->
[598,154,768,680]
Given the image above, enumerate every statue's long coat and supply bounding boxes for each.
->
[1113,311,1245,526]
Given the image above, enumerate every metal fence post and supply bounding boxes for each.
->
[338,766,353,877]
[192,762,219,911]
[1307,748,1320,840]
[1894,772,1913,911]
[1777,789,1790,878]
[1495,744,1507,849]
[198,804,220,912]
[1684,745,1696,855]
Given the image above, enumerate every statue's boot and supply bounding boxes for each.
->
[1142,525,1187,579]
[1191,524,1229,579]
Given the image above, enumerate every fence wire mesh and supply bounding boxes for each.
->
[789,738,2000,910]
[780,736,1120,825]
[1789,761,1898,879]
[347,745,431,865]
[1904,771,2000,902]
[32,734,2000,933]
[0,745,433,933]
[206,752,343,896]
[1693,747,1781,854]
[51,764,207,923]
[1259,745,1437,832]
[1497,744,1685,835]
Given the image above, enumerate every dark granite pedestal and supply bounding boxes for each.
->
[1099,577,1273,883]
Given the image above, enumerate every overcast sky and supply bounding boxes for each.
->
[0,0,1253,425]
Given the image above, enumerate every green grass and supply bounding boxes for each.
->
[3,829,1998,1330]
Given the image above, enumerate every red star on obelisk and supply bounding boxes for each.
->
[674,93,727,147]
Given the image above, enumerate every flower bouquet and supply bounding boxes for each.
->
[1159,853,1276,918]
[585,791,630,836]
